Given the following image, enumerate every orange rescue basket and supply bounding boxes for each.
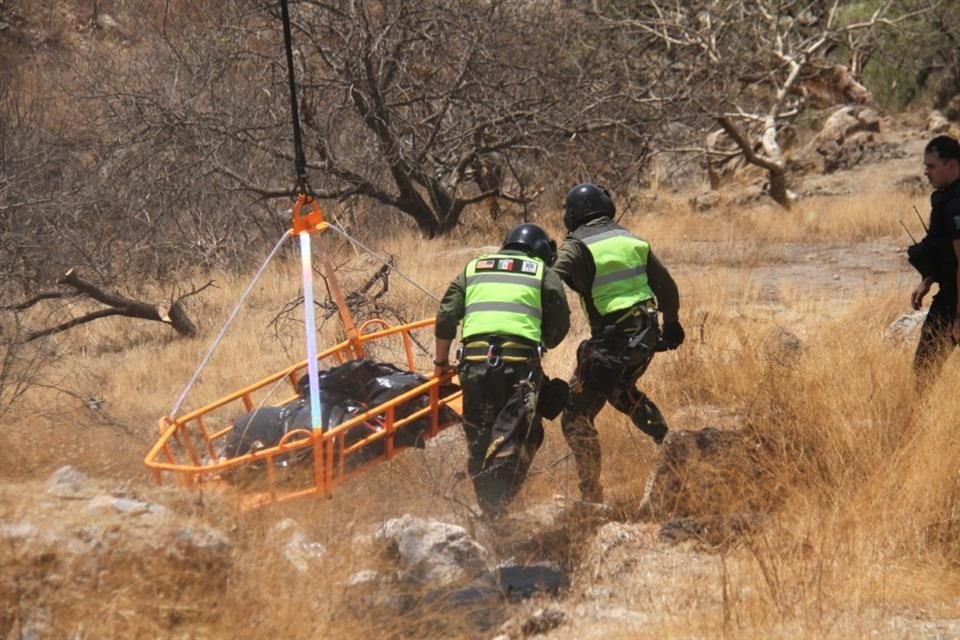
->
[144,196,462,509]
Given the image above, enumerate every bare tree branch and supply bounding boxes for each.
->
[14,269,202,342]
[24,308,125,343]
[2,291,80,311]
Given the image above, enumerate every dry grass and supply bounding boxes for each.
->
[632,189,925,246]
[3,191,960,638]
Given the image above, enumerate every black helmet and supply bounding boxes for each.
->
[563,183,615,231]
[502,223,556,265]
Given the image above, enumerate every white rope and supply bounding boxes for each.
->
[168,214,443,417]
[169,230,291,417]
[326,222,441,302]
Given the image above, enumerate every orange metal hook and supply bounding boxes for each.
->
[291,193,328,235]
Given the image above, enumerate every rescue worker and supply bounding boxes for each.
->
[909,134,960,385]
[552,184,683,504]
[434,224,570,518]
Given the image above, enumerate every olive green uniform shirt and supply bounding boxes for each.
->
[435,249,571,348]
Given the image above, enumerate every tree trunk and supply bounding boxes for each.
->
[767,167,790,209]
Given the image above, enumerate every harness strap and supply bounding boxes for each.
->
[593,300,657,338]
[612,300,655,324]
[459,339,541,363]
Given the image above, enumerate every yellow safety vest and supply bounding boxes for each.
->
[572,222,654,318]
[462,253,544,343]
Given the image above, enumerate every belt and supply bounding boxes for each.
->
[615,299,656,323]
[596,301,657,338]
[458,338,541,365]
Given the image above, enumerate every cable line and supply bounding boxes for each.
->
[280,0,308,194]
[327,222,442,303]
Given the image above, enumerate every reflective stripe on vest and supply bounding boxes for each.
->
[462,253,544,342]
[579,226,654,316]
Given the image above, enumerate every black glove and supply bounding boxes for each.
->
[661,321,685,350]
[536,377,570,419]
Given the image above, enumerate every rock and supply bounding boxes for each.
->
[96,13,120,31]
[46,465,95,499]
[375,514,491,586]
[759,325,804,364]
[493,562,568,601]
[637,428,778,522]
[818,106,881,145]
[520,607,566,636]
[809,106,906,173]
[347,569,383,587]
[87,495,150,516]
[884,310,926,344]
[819,131,905,173]
[926,110,951,133]
[269,519,327,573]
[171,526,232,567]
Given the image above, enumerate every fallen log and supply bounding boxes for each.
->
[10,269,209,342]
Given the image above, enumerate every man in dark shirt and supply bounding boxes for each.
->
[552,184,683,504]
[910,135,960,384]
[434,223,570,518]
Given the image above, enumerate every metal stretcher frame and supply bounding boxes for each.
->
[144,196,462,509]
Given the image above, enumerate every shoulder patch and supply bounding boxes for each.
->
[475,259,496,270]
[498,258,515,271]
[520,260,539,274]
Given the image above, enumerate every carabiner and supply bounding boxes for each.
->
[486,343,502,369]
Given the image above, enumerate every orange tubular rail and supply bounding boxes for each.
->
[144,317,462,510]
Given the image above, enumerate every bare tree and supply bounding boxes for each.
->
[589,0,935,208]
[3,1,691,255]
[0,314,45,421]
[207,0,677,236]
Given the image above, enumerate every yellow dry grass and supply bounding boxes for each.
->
[3,190,960,639]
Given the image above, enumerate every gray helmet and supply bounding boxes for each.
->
[502,223,556,265]
[563,183,615,231]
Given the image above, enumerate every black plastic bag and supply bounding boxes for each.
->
[225,359,459,465]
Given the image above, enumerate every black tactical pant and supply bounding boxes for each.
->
[561,318,666,502]
[914,288,958,387]
[459,360,544,518]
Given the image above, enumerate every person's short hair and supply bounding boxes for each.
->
[925,135,960,161]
